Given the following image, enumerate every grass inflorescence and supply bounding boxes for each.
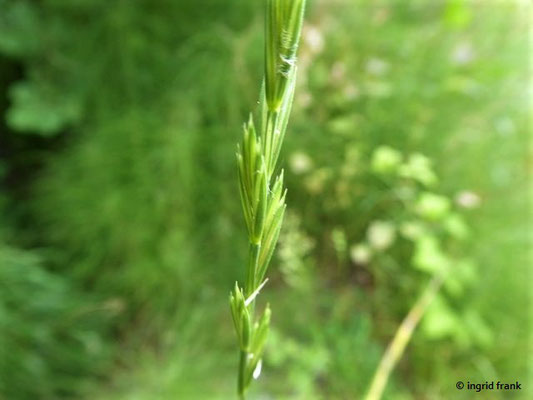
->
[229,0,306,398]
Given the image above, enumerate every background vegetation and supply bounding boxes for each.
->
[0,0,530,399]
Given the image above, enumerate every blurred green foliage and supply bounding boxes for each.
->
[0,0,529,399]
[0,245,115,399]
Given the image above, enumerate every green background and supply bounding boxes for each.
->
[0,0,530,399]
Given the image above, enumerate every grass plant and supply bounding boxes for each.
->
[229,0,306,398]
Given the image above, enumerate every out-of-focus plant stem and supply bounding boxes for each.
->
[365,275,444,400]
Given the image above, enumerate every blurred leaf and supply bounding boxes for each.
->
[332,227,348,255]
[415,192,451,220]
[399,153,438,187]
[7,81,83,135]
[443,213,470,240]
[443,274,463,297]
[327,115,358,136]
[371,146,402,175]
[421,295,460,340]
[399,220,426,240]
[412,235,451,273]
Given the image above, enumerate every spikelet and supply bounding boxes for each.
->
[230,1,306,398]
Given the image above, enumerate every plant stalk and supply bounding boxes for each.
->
[238,350,247,399]
[230,1,306,398]
[365,275,444,400]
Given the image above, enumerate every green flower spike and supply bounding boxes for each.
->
[230,0,306,398]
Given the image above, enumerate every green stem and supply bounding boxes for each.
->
[264,110,279,181]
[238,350,247,399]
[245,242,261,297]
[240,242,259,398]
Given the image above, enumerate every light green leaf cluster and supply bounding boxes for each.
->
[355,145,488,351]
[422,294,493,348]
[415,192,451,220]
[399,153,438,187]
[413,235,451,274]
[370,146,402,174]
[231,0,306,398]
[371,147,438,187]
